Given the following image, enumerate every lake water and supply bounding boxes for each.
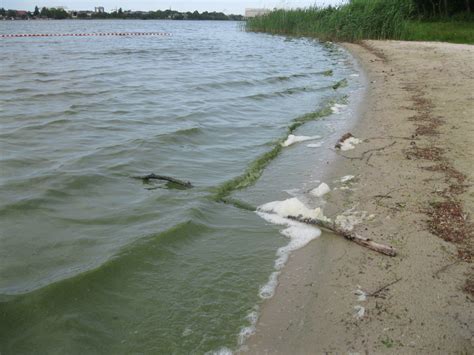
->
[0,20,362,354]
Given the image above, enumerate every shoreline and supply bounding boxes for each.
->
[244,40,473,353]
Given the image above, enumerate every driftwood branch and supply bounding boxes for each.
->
[287,215,397,257]
[134,173,193,188]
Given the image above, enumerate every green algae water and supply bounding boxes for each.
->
[0,20,362,354]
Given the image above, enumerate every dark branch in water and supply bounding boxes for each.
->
[134,174,193,188]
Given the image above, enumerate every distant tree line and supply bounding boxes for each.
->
[39,7,69,19]
[94,8,243,21]
[412,0,472,18]
[0,6,244,21]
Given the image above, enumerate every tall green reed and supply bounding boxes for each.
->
[246,0,413,42]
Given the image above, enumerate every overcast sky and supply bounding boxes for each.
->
[2,0,347,15]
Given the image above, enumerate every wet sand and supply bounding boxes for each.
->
[244,41,473,353]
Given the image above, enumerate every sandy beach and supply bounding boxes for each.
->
[244,41,473,353]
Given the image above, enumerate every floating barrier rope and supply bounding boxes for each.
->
[0,32,172,38]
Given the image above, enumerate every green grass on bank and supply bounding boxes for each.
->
[246,0,474,44]
[404,21,474,44]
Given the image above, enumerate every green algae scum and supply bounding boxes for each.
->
[0,20,363,353]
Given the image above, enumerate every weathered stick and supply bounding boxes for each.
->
[287,215,397,257]
[134,173,193,188]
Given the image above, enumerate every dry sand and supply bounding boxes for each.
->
[244,41,473,354]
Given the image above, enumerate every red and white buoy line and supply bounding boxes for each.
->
[1,32,172,38]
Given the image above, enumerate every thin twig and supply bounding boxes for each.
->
[335,142,397,163]
[367,278,402,297]
[433,260,461,278]
[373,187,404,200]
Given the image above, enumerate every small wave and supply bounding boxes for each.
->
[155,126,204,144]
[22,118,70,130]
[195,79,254,91]
[0,196,53,216]
[195,69,335,92]
[0,87,31,94]
[264,70,333,83]
[102,48,153,56]
[245,84,329,101]
[20,90,111,101]
[0,174,112,215]
[0,220,210,297]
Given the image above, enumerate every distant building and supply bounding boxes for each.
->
[16,10,28,17]
[94,6,105,13]
[70,10,93,18]
[245,8,271,18]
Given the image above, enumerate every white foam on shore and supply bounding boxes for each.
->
[335,214,361,231]
[256,198,329,299]
[258,270,280,299]
[310,182,331,197]
[340,136,362,151]
[282,134,321,147]
[355,287,367,302]
[340,175,355,183]
[335,208,369,231]
[238,309,259,345]
[206,347,233,355]
[258,197,331,222]
[354,305,365,319]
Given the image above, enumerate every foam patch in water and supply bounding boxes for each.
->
[340,136,362,151]
[306,142,322,148]
[310,182,330,197]
[283,188,300,196]
[282,134,320,147]
[331,103,347,114]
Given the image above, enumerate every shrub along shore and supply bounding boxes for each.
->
[245,0,474,44]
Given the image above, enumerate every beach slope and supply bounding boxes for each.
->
[245,41,473,354]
